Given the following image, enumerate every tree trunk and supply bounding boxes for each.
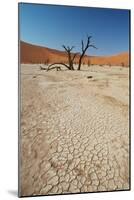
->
[77,36,97,71]
[62,45,76,70]
[77,57,82,70]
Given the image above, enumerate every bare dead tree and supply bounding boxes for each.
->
[77,36,97,70]
[62,45,78,70]
[47,45,78,71]
[46,36,96,71]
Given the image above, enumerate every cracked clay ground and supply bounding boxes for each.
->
[20,64,130,196]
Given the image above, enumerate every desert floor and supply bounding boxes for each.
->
[20,64,130,196]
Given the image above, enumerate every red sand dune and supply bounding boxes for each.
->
[20,41,129,66]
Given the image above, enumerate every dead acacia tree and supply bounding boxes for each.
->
[47,35,97,71]
[77,36,97,70]
[47,45,77,71]
[62,45,78,70]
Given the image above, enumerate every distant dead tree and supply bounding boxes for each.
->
[77,35,97,70]
[108,63,111,67]
[44,58,49,65]
[87,60,91,67]
[121,62,125,67]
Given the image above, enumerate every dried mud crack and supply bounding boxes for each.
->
[20,65,129,196]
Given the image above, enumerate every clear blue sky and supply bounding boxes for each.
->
[19,3,130,56]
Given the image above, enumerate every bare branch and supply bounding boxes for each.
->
[47,66,61,71]
[77,35,97,70]
[87,35,92,42]
[87,34,92,40]
[82,40,84,52]
[70,46,75,51]
[89,44,98,49]
[72,53,78,61]
[62,45,68,52]
[62,45,75,53]
[40,66,47,70]
[47,62,71,71]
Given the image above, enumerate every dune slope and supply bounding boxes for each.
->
[20,41,129,66]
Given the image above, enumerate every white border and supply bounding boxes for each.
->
[0,0,133,199]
